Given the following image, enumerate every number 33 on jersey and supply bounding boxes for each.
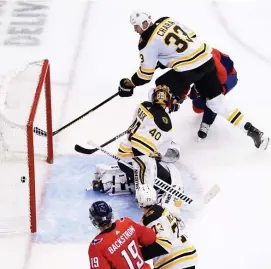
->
[131,17,212,86]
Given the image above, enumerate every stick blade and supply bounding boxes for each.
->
[74,144,97,154]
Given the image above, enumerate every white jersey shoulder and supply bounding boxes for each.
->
[137,17,212,80]
[126,102,173,157]
[142,205,197,269]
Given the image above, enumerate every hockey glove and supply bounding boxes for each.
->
[162,148,180,163]
[168,95,186,113]
[118,78,135,97]
[172,94,187,105]
[169,103,180,113]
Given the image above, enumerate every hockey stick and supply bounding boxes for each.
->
[34,92,119,137]
[74,129,129,155]
[87,140,220,205]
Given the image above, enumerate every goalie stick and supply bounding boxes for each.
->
[86,140,220,205]
[34,92,119,137]
[75,129,128,155]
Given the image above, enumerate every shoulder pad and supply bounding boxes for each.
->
[141,101,152,108]
[142,204,164,226]
[154,17,170,24]
[139,17,170,50]
[154,113,172,132]
[138,102,154,119]
[149,105,172,132]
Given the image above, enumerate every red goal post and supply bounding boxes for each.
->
[0,59,54,234]
[27,59,53,233]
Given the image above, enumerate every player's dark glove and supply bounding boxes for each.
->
[118,78,135,97]
[172,94,187,105]
[169,103,180,113]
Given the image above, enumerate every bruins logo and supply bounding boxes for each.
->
[162,117,168,124]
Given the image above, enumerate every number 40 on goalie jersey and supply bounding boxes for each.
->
[117,101,173,158]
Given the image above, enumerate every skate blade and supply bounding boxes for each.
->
[260,137,270,150]
[264,137,270,150]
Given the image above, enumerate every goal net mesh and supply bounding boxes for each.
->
[0,60,53,234]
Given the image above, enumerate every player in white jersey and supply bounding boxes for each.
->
[137,185,198,269]
[91,85,178,193]
[90,85,203,225]
[117,84,175,189]
[91,85,178,192]
[118,11,269,150]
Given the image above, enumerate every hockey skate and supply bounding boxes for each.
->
[197,122,210,141]
[244,122,270,150]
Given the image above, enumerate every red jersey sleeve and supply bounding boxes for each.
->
[88,244,111,269]
[212,48,227,85]
[126,217,156,246]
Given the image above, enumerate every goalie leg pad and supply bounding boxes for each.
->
[91,163,135,194]
[132,156,157,186]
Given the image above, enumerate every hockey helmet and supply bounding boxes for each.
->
[130,10,152,28]
[152,85,172,107]
[89,201,113,228]
[136,185,157,208]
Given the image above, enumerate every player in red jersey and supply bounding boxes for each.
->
[88,201,156,269]
[168,47,239,139]
[189,48,238,139]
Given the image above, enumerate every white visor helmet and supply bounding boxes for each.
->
[130,11,152,28]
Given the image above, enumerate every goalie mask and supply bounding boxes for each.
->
[89,201,113,228]
[152,85,172,108]
[136,185,157,208]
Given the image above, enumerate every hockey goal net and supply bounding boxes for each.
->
[0,59,53,234]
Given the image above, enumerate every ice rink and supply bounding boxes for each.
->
[0,1,271,269]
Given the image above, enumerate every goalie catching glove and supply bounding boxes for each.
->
[118,78,135,97]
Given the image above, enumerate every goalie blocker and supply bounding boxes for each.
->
[89,163,135,194]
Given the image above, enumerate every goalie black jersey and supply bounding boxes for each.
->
[142,204,198,269]
[131,17,212,86]
[117,101,173,158]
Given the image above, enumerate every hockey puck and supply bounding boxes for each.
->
[21,176,27,183]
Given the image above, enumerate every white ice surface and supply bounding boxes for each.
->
[0,1,271,269]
